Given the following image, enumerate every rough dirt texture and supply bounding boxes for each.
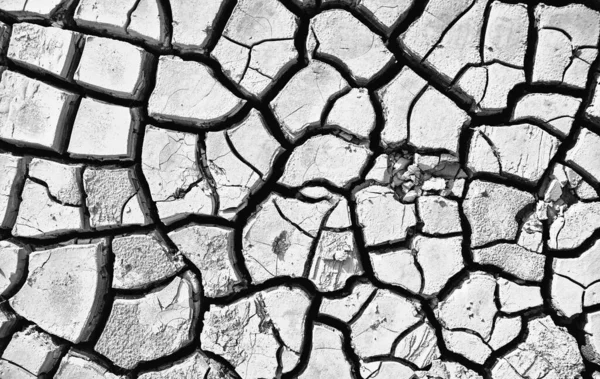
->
[0,1,600,378]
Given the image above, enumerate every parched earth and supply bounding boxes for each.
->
[0,0,600,378]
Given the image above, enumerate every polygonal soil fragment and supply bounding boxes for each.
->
[436,272,497,362]
[170,0,227,51]
[310,9,394,84]
[468,123,560,183]
[169,224,242,297]
[54,350,122,379]
[512,93,581,138]
[298,323,353,379]
[200,285,311,378]
[370,248,422,293]
[95,273,199,370]
[439,275,492,329]
[0,153,26,228]
[408,87,470,155]
[350,289,422,358]
[551,274,584,318]
[10,241,108,343]
[74,35,152,99]
[472,243,545,282]
[83,167,150,228]
[137,350,237,379]
[488,315,522,350]
[279,134,371,188]
[0,240,28,297]
[8,23,80,78]
[2,325,65,376]
[549,201,600,250]
[498,278,543,314]
[309,230,363,292]
[417,196,461,235]
[142,125,215,222]
[0,70,78,152]
[270,60,349,141]
[355,185,417,247]
[148,56,245,126]
[242,193,336,284]
[112,233,184,290]
[13,158,83,237]
[74,0,164,43]
[212,0,298,96]
[68,98,140,159]
[491,316,584,378]
[463,180,534,247]
[533,4,600,89]
[483,2,528,67]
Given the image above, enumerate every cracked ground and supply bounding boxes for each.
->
[1,0,600,379]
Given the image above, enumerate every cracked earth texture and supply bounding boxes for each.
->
[1,0,600,378]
